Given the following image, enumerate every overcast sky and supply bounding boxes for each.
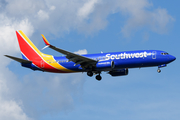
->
[1,0,180,120]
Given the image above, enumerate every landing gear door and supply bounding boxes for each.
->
[152,51,156,59]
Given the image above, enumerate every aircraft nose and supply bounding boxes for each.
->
[169,55,176,62]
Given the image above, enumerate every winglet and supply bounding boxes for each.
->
[41,34,50,46]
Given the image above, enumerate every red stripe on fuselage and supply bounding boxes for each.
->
[16,31,67,73]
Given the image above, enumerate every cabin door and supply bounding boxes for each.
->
[152,51,156,59]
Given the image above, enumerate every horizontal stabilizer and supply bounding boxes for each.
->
[4,55,32,63]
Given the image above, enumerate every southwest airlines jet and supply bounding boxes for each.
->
[5,30,176,81]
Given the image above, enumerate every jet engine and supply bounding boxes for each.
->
[96,60,115,70]
[109,68,128,76]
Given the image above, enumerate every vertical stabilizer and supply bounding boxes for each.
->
[16,30,43,61]
[16,30,68,73]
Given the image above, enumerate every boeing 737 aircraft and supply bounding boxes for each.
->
[5,30,176,81]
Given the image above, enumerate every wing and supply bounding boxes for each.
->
[41,34,97,69]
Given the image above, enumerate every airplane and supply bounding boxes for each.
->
[5,30,176,81]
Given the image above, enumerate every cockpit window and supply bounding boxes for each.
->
[161,53,169,55]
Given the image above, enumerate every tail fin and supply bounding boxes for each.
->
[16,30,43,61]
[15,30,69,73]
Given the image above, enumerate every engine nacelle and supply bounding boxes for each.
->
[109,68,128,76]
[96,60,115,70]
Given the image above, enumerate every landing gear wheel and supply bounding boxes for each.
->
[96,75,102,81]
[87,71,93,77]
[157,69,161,73]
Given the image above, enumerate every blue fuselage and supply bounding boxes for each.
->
[53,50,176,72]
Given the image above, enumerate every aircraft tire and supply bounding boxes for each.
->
[87,71,93,77]
[96,75,102,81]
[157,69,161,73]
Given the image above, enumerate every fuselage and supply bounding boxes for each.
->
[45,50,175,72]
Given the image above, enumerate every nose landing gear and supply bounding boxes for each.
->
[157,64,166,73]
[157,69,161,73]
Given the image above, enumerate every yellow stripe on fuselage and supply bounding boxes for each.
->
[41,53,74,72]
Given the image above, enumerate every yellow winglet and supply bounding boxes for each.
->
[41,34,50,46]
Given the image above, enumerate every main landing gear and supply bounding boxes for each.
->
[87,71,102,81]
[96,74,102,81]
[87,71,93,77]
